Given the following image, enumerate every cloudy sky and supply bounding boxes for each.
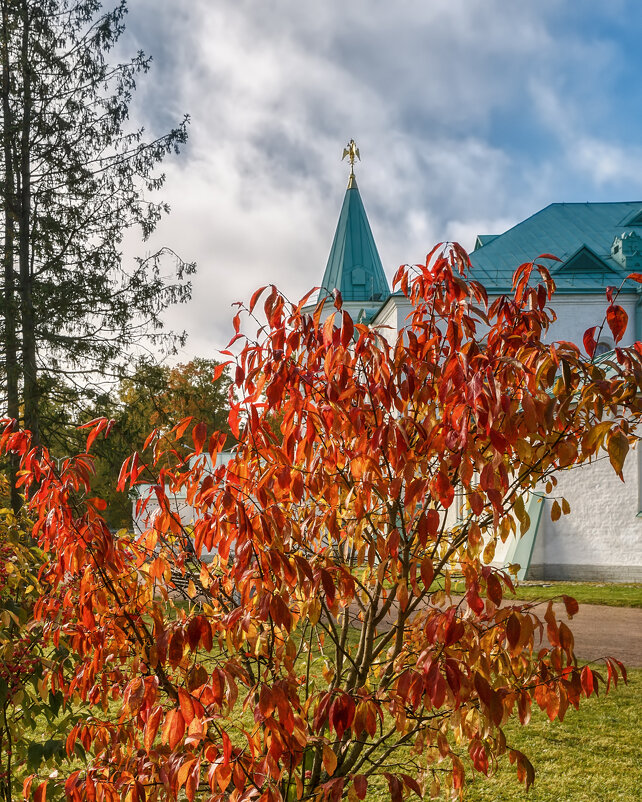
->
[118,0,642,359]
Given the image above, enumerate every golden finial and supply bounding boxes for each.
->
[342,139,360,187]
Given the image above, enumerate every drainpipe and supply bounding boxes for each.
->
[636,286,642,344]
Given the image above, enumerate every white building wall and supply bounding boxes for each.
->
[528,449,642,581]
[372,292,642,582]
[544,294,638,349]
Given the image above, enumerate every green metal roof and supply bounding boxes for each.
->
[320,176,390,303]
[470,202,642,293]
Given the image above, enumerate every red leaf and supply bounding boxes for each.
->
[486,572,503,606]
[193,422,207,454]
[329,693,355,739]
[168,629,185,667]
[562,594,579,618]
[606,304,628,343]
[401,774,423,797]
[431,470,454,509]
[341,311,354,348]
[583,326,597,357]
[420,556,434,589]
[581,665,595,697]
[466,584,484,616]
[384,774,403,802]
[222,730,233,764]
[144,706,163,752]
[320,569,336,604]
[353,775,368,800]
[249,285,268,314]
[506,613,521,649]
[626,272,642,283]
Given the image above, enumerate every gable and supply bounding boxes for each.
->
[552,245,620,276]
[551,245,625,291]
[619,207,642,227]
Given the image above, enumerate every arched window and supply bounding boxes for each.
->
[594,340,613,357]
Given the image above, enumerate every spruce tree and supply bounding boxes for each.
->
[0,0,192,505]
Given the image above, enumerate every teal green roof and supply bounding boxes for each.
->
[470,202,642,294]
[321,177,390,303]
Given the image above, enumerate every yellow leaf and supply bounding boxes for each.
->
[608,430,629,477]
[513,495,531,535]
[396,582,409,611]
[199,565,211,588]
[551,500,561,522]
[322,744,338,776]
[308,598,321,625]
[561,497,571,515]
[483,539,496,564]
[186,580,197,599]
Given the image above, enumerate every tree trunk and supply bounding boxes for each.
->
[1,0,22,512]
[18,0,38,447]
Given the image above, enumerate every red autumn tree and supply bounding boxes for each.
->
[6,243,642,802]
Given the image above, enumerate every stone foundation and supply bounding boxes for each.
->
[527,563,642,583]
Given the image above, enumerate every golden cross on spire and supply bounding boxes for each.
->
[342,139,360,186]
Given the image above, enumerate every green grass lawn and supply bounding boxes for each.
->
[461,668,642,802]
[506,581,642,608]
[359,669,642,801]
[448,580,642,608]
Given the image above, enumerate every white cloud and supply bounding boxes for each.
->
[115,0,642,360]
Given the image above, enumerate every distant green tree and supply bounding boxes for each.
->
[0,0,192,509]
[90,358,232,529]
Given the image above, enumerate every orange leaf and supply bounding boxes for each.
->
[322,743,338,776]
[179,689,196,725]
[212,361,231,382]
[33,783,47,802]
[162,709,185,750]
[607,429,629,478]
[323,312,336,347]
[23,776,34,801]
[173,417,193,440]
[144,706,163,752]
[341,311,354,347]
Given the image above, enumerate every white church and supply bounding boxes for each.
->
[309,144,642,583]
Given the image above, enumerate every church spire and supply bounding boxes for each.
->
[320,141,390,305]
